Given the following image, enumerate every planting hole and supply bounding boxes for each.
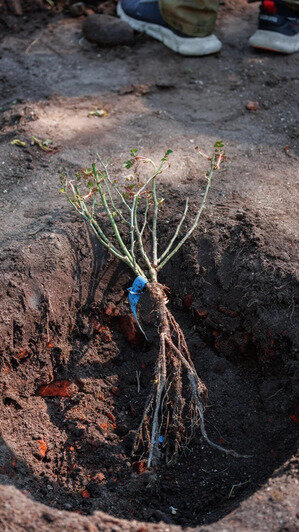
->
[0,217,297,528]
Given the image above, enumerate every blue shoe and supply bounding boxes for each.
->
[249,0,299,54]
[117,0,222,56]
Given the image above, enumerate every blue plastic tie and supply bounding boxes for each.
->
[128,276,148,340]
[154,436,164,444]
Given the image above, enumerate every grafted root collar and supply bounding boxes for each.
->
[146,282,169,307]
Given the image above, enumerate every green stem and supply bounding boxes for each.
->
[96,154,131,212]
[157,156,215,272]
[70,197,130,263]
[140,197,149,237]
[152,175,158,266]
[103,177,130,226]
[158,198,189,264]
[92,164,134,266]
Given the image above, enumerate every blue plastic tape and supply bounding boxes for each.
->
[128,276,148,339]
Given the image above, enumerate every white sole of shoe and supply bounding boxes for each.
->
[249,29,299,54]
[117,3,222,56]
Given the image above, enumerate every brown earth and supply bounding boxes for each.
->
[0,1,298,531]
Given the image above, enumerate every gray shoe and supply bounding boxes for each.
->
[117,0,222,56]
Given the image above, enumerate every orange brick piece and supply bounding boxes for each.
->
[38,439,47,457]
[37,380,78,397]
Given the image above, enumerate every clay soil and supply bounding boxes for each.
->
[0,2,298,531]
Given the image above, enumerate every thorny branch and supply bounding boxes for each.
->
[62,146,220,281]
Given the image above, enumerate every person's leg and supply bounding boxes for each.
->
[249,0,299,53]
[117,0,221,56]
[159,0,219,38]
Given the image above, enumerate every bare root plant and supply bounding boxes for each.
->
[61,144,247,468]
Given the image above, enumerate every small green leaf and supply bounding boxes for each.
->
[161,148,173,162]
[124,158,135,169]
[11,139,26,147]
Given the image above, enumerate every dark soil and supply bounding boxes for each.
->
[0,1,298,531]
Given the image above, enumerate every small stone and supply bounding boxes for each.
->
[69,2,86,17]
[82,14,134,46]
[64,503,72,509]
[153,509,174,524]
[246,101,259,111]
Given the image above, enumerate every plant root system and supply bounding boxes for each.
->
[133,283,247,468]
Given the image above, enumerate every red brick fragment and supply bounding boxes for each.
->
[81,489,91,498]
[38,439,47,457]
[119,315,137,344]
[111,386,121,397]
[182,294,193,309]
[119,315,144,346]
[37,380,78,398]
[132,460,147,474]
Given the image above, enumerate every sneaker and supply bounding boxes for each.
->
[249,0,299,54]
[117,0,222,56]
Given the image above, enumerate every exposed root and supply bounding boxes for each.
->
[133,282,250,468]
